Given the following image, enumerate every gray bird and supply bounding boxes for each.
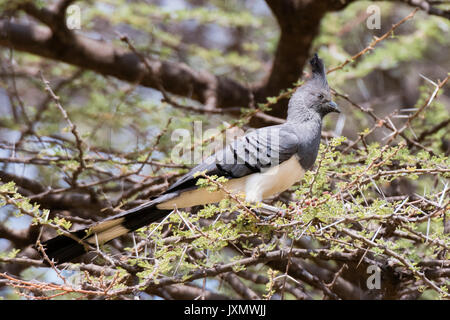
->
[42,53,340,263]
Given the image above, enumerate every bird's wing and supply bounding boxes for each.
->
[166,124,299,193]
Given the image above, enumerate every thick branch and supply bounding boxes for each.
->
[253,0,354,125]
[0,20,251,110]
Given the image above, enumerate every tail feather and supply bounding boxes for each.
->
[42,196,175,264]
[40,229,89,265]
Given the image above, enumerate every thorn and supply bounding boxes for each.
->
[399,108,418,112]
[94,233,99,251]
[147,209,175,239]
[426,86,440,107]
[386,117,397,131]
[409,127,418,139]
[371,225,382,241]
[296,220,312,240]
[419,73,438,87]
[334,113,346,137]
[382,131,396,141]
[132,232,138,258]
[426,217,431,243]
[370,177,386,200]
[318,218,346,233]
[439,182,448,207]
[358,185,369,207]
[392,114,411,118]
[394,197,409,214]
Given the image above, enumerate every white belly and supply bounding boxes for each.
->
[156,155,305,209]
[244,155,305,202]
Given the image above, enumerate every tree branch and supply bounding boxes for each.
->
[0,20,251,110]
[401,0,450,19]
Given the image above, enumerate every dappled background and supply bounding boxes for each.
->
[0,0,449,300]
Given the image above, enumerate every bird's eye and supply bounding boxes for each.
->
[318,93,324,99]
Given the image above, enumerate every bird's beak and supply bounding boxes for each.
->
[327,101,340,113]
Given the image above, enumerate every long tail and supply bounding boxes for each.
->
[41,193,177,264]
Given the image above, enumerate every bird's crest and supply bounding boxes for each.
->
[310,53,325,77]
[309,53,328,88]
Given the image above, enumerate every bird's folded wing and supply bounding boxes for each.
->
[165,125,299,193]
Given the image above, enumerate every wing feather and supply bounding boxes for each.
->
[165,124,299,193]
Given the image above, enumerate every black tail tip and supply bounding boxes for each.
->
[310,53,325,77]
[38,231,88,265]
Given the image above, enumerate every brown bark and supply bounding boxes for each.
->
[1,1,446,126]
[0,20,251,110]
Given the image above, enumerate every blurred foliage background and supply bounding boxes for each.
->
[0,0,449,300]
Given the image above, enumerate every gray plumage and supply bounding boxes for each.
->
[167,53,339,191]
[167,125,298,190]
[41,53,340,264]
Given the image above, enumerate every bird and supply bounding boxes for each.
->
[40,53,340,264]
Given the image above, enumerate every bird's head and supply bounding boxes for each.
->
[287,53,340,122]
